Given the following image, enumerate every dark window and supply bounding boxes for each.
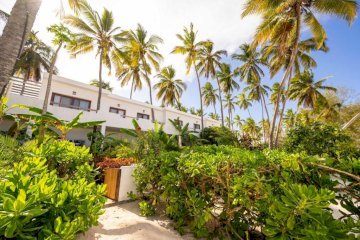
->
[194,123,200,130]
[51,93,91,111]
[137,113,150,120]
[109,107,126,116]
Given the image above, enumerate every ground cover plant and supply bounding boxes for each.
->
[133,145,360,239]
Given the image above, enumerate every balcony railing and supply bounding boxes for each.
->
[10,78,42,98]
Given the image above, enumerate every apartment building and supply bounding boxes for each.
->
[1,73,221,145]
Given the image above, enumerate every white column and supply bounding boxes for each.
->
[100,124,106,135]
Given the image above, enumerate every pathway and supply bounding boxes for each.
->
[78,200,195,240]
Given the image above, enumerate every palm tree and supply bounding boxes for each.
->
[64,2,122,111]
[120,24,164,122]
[197,41,227,126]
[242,0,357,148]
[154,66,187,107]
[233,114,243,130]
[283,109,296,130]
[223,93,235,129]
[0,0,85,96]
[232,43,267,84]
[217,63,240,95]
[202,82,219,115]
[245,80,270,142]
[13,32,53,95]
[89,79,113,92]
[169,119,196,147]
[289,70,336,110]
[241,118,260,140]
[237,92,252,118]
[172,23,205,129]
[175,101,188,113]
[209,112,220,120]
[0,0,42,96]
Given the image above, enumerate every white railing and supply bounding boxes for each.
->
[10,78,42,98]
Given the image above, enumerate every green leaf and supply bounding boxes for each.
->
[54,217,62,233]
[5,222,17,238]
[287,215,295,230]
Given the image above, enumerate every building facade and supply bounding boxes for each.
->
[1,73,221,145]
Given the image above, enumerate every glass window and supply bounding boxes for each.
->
[137,113,150,120]
[51,93,91,111]
[109,107,118,113]
[110,107,126,117]
[194,124,200,130]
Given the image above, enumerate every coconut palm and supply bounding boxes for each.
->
[0,0,42,96]
[172,23,205,129]
[237,92,252,118]
[120,24,163,122]
[197,41,227,126]
[154,66,187,107]
[209,112,220,121]
[241,118,260,140]
[232,43,267,84]
[175,101,188,113]
[242,0,358,148]
[64,2,122,111]
[289,70,336,110]
[0,0,86,96]
[13,32,53,96]
[223,93,236,129]
[233,115,243,130]
[283,109,296,130]
[217,63,240,95]
[89,79,113,92]
[202,82,219,115]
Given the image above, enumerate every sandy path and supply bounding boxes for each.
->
[78,200,195,240]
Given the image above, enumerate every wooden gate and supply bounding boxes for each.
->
[104,168,121,200]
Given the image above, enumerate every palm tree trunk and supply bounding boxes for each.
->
[130,79,134,99]
[147,78,155,122]
[38,42,62,144]
[260,100,266,143]
[247,109,252,119]
[216,76,225,127]
[0,0,42,97]
[20,69,31,95]
[213,105,217,115]
[261,93,270,122]
[268,3,301,149]
[194,67,204,130]
[96,49,103,111]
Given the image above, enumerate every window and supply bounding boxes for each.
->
[109,107,126,117]
[137,113,150,120]
[51,93,91,111]
[174,119,183,126]
[194,123,201,130]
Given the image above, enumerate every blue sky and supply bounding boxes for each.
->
[1,1,359,123]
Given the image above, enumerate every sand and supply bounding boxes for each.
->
[78,200,195,240]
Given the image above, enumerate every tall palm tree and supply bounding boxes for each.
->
[209,112,220,121]
[223,93,236,129]
[0,0,42,96]
[64,2,122,111]
[241,118,260,140]
[217,63,240,95]
[120,24,163,122]
[232,43,267,84]
[202,82,219,115]
[283,109,296,130]
[172,23,205,129]
[242,0,358,148]
[89,79,113,92]
[13,32,53,96]
[289,70,336,110]
[0,0,86,96]
[233,114,243,130]
[175,101,188,113]
[197,41,227,126]
[237,92,252,118]
[154,66,187,107]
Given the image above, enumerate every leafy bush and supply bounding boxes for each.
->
[284,122,360,158]
[0,135,22,177]
[200,126,239,146]
[134,145,359,239]
[111,145,136,159]
[87,131,126,159]
[30,140,95,180]
[0,156,106,239]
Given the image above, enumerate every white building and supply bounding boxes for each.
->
[1,73,221,145]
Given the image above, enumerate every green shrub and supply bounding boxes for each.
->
[30,140,95,180]
[200,126,239,146]
[0,157,106,239]
[0,135,22,177]
[134,145,359,239]
[283,122,360,158]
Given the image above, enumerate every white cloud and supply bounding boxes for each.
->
[2,0,261,104]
